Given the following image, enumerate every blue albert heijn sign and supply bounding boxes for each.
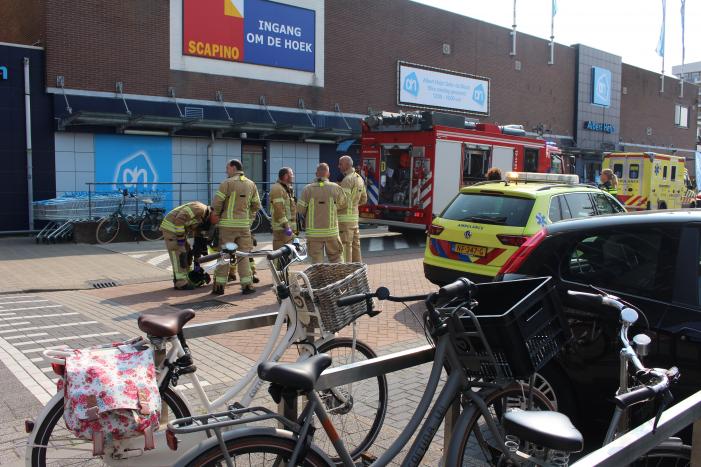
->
[95,135,172,204]
[0,66,7,80]
[243,0,316,72]
[592,66,612,106]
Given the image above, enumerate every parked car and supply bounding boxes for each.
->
[495,210,701,442]
[424,172,626,285]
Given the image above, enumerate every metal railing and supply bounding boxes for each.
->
[182,313,701,465]
[82,181,309,219]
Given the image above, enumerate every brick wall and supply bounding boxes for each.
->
[43,0,577,137]
[0,0,44,46]
[620,64,699,151]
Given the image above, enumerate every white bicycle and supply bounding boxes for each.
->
[25,241,388,466]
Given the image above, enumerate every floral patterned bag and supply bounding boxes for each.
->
[62,342,161,456]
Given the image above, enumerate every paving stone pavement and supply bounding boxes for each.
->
[0,239,490,466]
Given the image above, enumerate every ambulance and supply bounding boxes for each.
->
[359,110,574,231]
[601,152,696,210]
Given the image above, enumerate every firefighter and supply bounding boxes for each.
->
[599,168,619,195]
[337,155,367,263]
[298,163,347,263]
[270,167,297,250]
[160,201,217,290]
[211,159,261,295]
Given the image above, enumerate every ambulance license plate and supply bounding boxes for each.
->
[453,243,487,257]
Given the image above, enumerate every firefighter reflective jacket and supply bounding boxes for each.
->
[298,178,347,238]
[160,201,210,237]
[270,181,297,232]
[338,168,368,225]
[213,172,261,229]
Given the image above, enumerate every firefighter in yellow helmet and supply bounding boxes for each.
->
[270,167,297,250]
[211,159,261,295]
[160,201,217,290]
[338,155,367,263]
[298,163,347,263]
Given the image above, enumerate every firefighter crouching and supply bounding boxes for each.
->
[270,167,297,250]
[298,163,347,263]
[338,155,367,263]
[160,201,217,290]
[212,159,261,295]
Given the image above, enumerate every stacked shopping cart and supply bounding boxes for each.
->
[33,191,164,243]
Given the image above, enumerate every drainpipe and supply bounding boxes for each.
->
[207,131,214,205]
[24,57,34,230]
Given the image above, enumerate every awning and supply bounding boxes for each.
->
[53,94,361,141]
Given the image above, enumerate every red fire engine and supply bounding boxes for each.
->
[358,111,572,231]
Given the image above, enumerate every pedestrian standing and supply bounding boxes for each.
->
[338,155,367,263]
[160,201,217,290]
[599,168,619,195]
[211,159,260,295]
[270,167,297,249]
[298,163,347,263]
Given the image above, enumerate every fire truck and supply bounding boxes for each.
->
[358,111,572,231]
[602,152,696,210]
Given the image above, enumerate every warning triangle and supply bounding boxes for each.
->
[224,0,243,17]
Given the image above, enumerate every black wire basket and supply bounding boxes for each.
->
[445,276,570,380]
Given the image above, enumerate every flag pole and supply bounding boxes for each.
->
[679,0,686,98]
[510,0,517,56]
[548,0,555,65]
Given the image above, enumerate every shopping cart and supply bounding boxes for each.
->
[33,191,165,243]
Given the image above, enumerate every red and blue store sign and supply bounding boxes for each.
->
[183,0,315,72]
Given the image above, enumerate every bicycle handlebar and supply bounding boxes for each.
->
[566,290,625,311]
[614,367,677,408]
[195,252,221,264]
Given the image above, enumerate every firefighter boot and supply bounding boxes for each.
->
[242,285,256,295]
[212,283,225,295]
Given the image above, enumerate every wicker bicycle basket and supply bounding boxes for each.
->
[292,263,370,333]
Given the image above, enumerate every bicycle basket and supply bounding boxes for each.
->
[445,276,570,380]
[291,263,370,333]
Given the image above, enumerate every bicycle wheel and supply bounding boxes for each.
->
[314,337,388,461]
[95,215,120,244]
[632,443,691,466]
[140,211,164,241]
[251,210,263,232]
[456,382,555,466]
[28,388,189,467]
[184,433,330,467]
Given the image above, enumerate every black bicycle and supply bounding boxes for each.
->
[95,189,165,243]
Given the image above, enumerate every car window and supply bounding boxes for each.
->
[629,164,639,179]
[592,192,624,214]
[563,229,678,300]
[562,193,596,218]
[441,193,535,227]
[671,165,677,181]
[548,196,563,222]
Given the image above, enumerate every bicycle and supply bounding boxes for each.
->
[452,289,691,466]
[95,189,165,244]
[25,241,388,466]
[167,276,568,466]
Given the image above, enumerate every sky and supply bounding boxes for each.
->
[412,0,700,76]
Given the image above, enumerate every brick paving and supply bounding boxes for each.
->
[0,235,490,466]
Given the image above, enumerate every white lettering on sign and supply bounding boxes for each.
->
[258,20,302,37]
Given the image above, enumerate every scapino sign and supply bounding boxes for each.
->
[171,0,324,86]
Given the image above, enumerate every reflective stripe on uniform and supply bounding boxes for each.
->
[215,191,226,200]
[161,219,185,234]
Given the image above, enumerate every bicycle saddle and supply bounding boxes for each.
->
[138,309,195,337]
[503,409,583,452]
[258,354,332,391]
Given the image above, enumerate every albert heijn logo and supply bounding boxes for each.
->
[403,71,420,97]
[0,66,7,80]
[472,84,486,106]
[112,151,159,190]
